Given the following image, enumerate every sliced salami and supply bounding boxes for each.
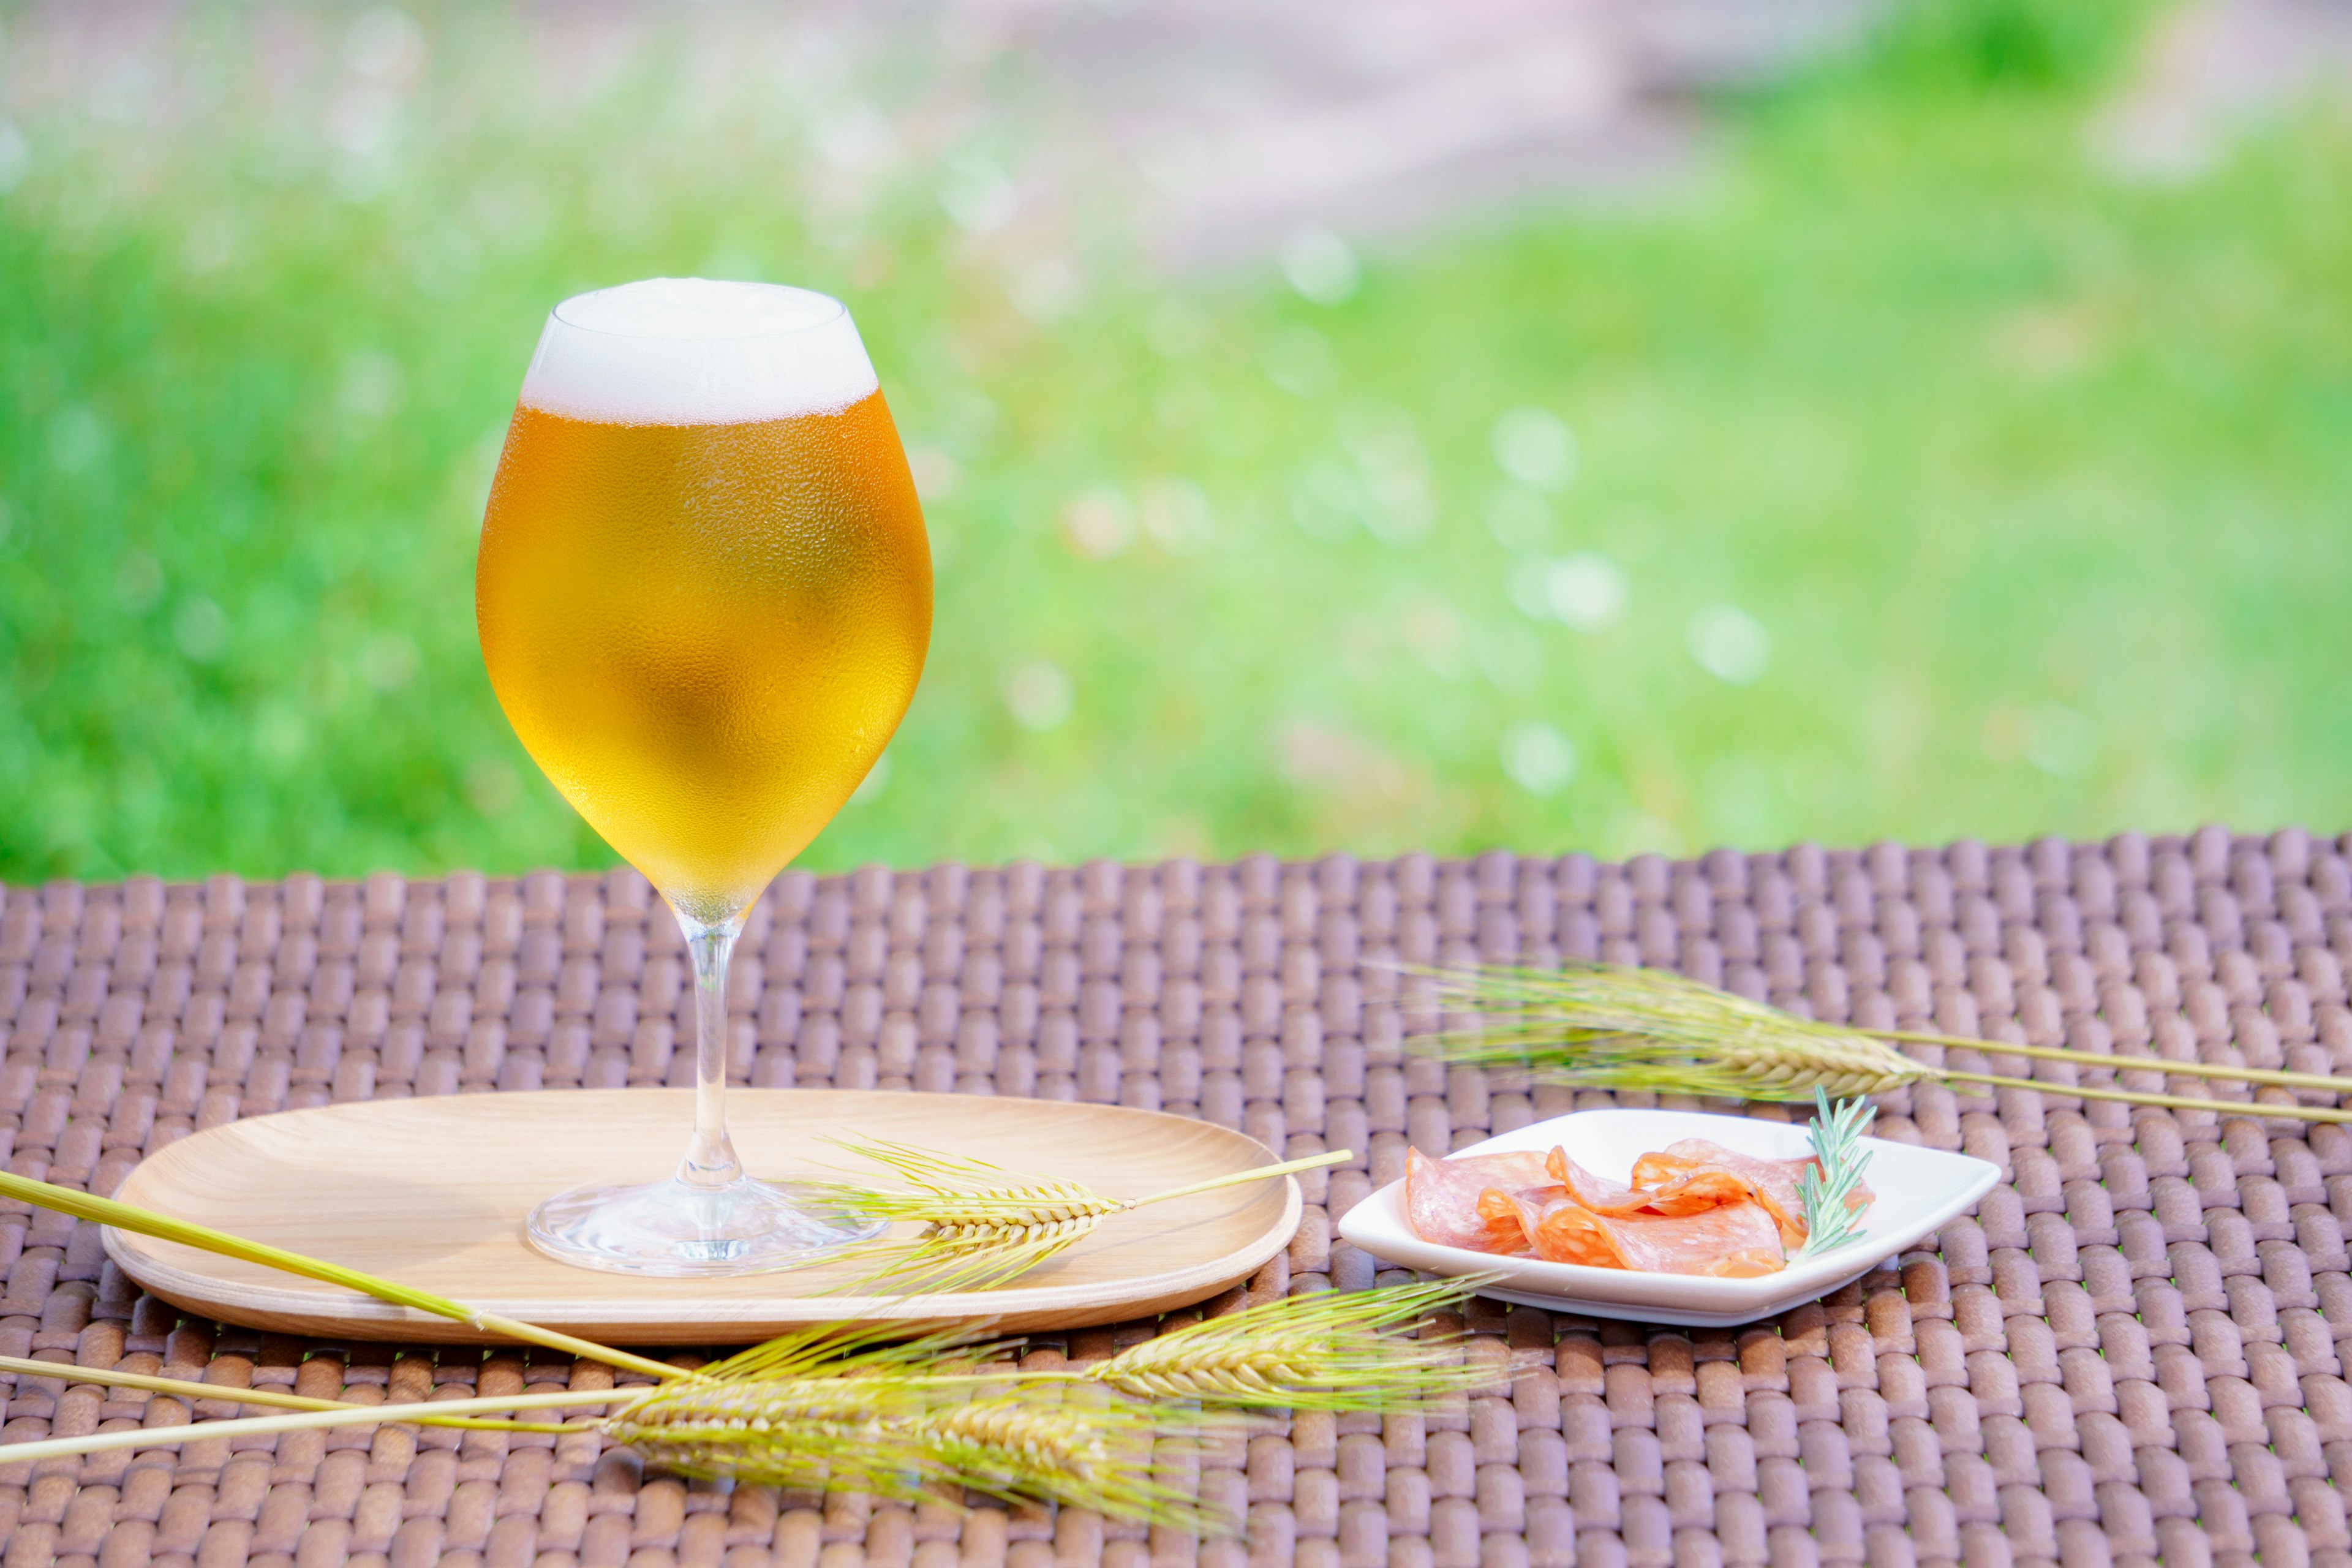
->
[1630,1139,1874,1248]
[1404,1147,1559,1253]
[1525,1193,1785,1277]
[1404,1131,1872,1276]
[1545,1148,1767,1219]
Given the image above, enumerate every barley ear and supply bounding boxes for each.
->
[1088,1278,1491,1410]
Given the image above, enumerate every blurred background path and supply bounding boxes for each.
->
[10,0,2351,260]
[4,1,1860,258]
[2094,0,2352,175]
[944,0,1879,265]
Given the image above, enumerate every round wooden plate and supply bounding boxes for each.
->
[104,1088,1300,1343]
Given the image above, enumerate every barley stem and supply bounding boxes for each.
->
[1879,1030,2352,1094]
[1414,963,2352,1126]
[1130,1150,1351,1208]
[0,1388,647,1466]
[1940,1069,2352,1122]
[802,1144,1357,1293]
[0,1172,682,1382]
[0,1354,351,1414]
[0,1354,602,1433]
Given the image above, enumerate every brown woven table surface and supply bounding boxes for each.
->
[3,826,2348,1568]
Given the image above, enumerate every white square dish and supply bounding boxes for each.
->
[1335,1109,2001,1327]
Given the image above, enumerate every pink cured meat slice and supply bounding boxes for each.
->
[1545,1152,1643,1211]
[1404,1147,1559,1253]
[1544,1148,1764,1219]
[1526,1193,1786,1277]
[1631,1139,1875,1247]
[1600,1200,1785,1277]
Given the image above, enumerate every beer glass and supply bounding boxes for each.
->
[477,278,931,1273]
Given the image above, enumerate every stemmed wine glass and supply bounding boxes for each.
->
[475,277,932,1274]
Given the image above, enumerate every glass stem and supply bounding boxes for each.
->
[676,913,745,1190]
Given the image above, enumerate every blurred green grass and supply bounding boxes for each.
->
[1,0,2347,886]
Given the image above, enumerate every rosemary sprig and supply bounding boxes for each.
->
[1412,961,2352,1125]
[797,1139,1351,1293]
[1790,1088,1875,1263]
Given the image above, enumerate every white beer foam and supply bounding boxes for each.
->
[519,278,880,425]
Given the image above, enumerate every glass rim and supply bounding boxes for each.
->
[549,280,849,342]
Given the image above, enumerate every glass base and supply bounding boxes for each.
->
[526,1175,886,1276]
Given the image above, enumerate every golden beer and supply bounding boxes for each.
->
[478,393,930,923]
[484,277,922,1272]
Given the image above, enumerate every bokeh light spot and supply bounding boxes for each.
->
[1006,660,1074,732]
[1687,604,1771,685]
[1490,407,1577,491]
[1501,722,1577,796]
[1278,227,1360,306]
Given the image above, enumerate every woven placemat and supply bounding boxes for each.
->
[1,827,2345,1568]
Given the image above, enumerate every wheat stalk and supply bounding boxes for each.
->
[0,1156,1481,1532]
[0,1353,360,1415]
[797,1140,1352,1292]
[585,1315,1315,1529]
[1412,962,2352,1125]
[0,1170,681,1381]
[902,1387,1219,1528]
[605,1316,1009,1493]
[0,1377,1215,1523]
[603,1370,944,1496]
[804,1142,1124,1292]
[0,1389,643,1466]
[0,1354,582,1433]
[1079,1276,1482,1409]
[0,1285,1472,1529]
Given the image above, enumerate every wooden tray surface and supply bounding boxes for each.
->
[104,1087,1298,1341]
